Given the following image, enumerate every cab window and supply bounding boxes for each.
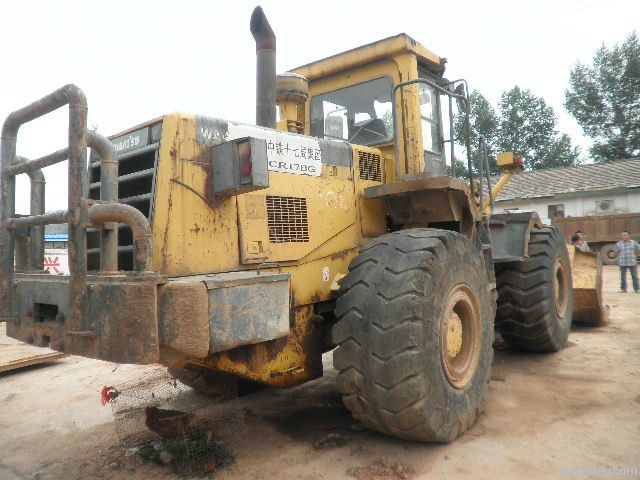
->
[310,77,393,146]
[420,83,442,154]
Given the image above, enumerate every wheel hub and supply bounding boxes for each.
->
[553,258,569,318]
[446,311,463,358]
[440,284,482,389]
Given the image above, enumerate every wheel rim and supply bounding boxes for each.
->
[440,284,482,389]
[553,258,569,318]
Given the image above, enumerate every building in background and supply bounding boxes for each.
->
[44,225,69,275]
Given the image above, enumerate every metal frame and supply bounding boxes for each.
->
[0,84,153,324]
[391,78,498,219]
[391,77,475,197]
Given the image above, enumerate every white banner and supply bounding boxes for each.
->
[227,123,322,177]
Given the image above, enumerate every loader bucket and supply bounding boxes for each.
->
[568,245,608,326]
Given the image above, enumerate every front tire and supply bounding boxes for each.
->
[495,226,573,352]
[332,229,495,442]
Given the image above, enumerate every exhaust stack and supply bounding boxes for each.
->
[250,6,276,129]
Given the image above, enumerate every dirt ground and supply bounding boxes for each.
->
[1,266,639,480]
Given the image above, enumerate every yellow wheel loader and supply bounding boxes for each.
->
[0,6,603,442]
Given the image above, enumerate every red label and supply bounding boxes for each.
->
[44,256,61,274]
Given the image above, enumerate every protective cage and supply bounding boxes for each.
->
[108,369,247,476]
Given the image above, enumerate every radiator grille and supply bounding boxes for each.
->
[358,151,382,182]
[86,144,158,271]
[266,196,309,243]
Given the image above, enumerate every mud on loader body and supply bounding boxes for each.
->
[1,7,595,442]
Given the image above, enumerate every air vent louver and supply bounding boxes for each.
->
[86,142,158,271]
[358,151,382,182]
[266,196,309,243]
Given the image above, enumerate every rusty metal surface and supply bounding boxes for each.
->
[5,210,69,228]
[250,6,276,129]
[201,305,323,387]
[13,157,46,271]
[158,280,210,359]
[554,213,640,244]
[5,148,69,177]
[2,85,161,365]
[206,271,290,353]
[7,273,162,364]
[1,85,87,323]
[86,131,118,272]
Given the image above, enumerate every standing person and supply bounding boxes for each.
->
[574,230,590,252]
[616,231,640,293]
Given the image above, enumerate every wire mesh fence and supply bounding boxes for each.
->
[107,368,246,476]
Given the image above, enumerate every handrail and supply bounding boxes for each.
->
[482,140,494,214]
[6,211,69,228]
[86,130,118,272]
[14,157,45,271]
[0,84,152,327]
[87,203,151,272]
[1,85,88,322]
[6,148,69,177]
[478,137,485,212]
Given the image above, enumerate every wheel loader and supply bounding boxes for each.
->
[0,6,604,442]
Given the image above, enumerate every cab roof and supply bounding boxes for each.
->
[290,33,445,81]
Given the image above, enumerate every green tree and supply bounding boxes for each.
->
[454,90,500,175]
[565,31,640,162]
[456,88,579,172]
[497,86,580,170]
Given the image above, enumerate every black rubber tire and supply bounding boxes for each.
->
[495,226,573,352]
[332,229,495,442]
[168,366,263,398]
[600,243,619,265]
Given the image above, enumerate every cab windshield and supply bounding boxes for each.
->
[310,77,393,146]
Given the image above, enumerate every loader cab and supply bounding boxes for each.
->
[291,34,449,182]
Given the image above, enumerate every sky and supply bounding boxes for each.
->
[1,0,638,213]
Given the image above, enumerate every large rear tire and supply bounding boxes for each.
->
[495,226,573,352]
[332,229,495,442]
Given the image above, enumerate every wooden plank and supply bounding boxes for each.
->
[0,322,68,373]
[0,352,68,373]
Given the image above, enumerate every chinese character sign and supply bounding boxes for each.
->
[228,123,323,177]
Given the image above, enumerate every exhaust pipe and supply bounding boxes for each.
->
[250,6,276,129]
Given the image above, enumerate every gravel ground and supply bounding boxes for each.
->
[0,266,638,480]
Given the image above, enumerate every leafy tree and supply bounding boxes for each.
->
[565,31,640,162]
[455,90,500,174]
[457,87,580,172]
[497,86,580,170]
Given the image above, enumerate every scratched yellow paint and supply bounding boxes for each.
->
[238,163,356,264]
[151,113,240,275]
[204,305,322,387]
[149,34,450,382]
[151,115,385,308]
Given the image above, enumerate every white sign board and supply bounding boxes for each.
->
[227,123,322,177]
[44,249,69,275]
